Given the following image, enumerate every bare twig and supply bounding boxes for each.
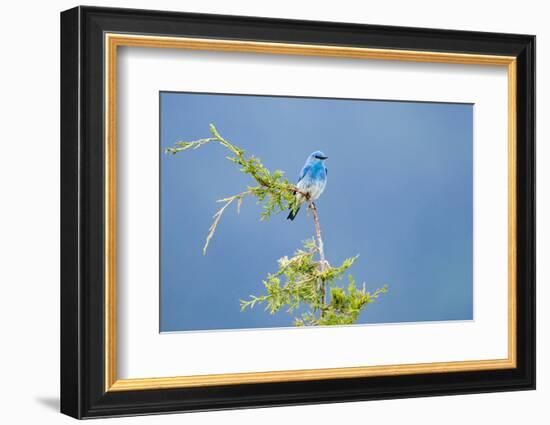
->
[165,137,217,155]
[290,186,310,199]
[309,202,328,316]
[203,190,251,254]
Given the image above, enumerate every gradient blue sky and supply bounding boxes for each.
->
[160,92,473,332]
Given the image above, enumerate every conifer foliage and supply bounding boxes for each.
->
[166,125,388,326]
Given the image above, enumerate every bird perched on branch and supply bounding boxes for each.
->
[287,151,328,220]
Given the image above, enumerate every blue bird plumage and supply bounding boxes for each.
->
[287,151,328,220]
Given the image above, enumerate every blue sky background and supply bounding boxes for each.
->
[160,92,473,332]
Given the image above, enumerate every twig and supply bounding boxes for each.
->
[165,137,217,155]
[290,186,310,199]
[203,190,251,254]
[309,202,328,316]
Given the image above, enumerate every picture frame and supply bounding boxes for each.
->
[60,5,535,419]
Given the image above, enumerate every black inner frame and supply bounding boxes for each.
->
[60,6,535,419]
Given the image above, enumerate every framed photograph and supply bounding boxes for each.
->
[60,6,535,419]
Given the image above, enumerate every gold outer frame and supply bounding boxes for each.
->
[104,33,517,392]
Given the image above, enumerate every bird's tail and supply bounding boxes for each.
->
[287,205,301,221]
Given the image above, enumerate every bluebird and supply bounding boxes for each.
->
[287,151,328,220]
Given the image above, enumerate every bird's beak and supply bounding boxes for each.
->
[319,155,328,160]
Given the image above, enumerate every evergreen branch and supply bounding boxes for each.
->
[166,124,308,250]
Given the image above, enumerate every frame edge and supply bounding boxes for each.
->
[60,6,83,420]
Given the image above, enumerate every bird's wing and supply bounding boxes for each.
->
[297,164,311,183]
[325,166,328,176]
